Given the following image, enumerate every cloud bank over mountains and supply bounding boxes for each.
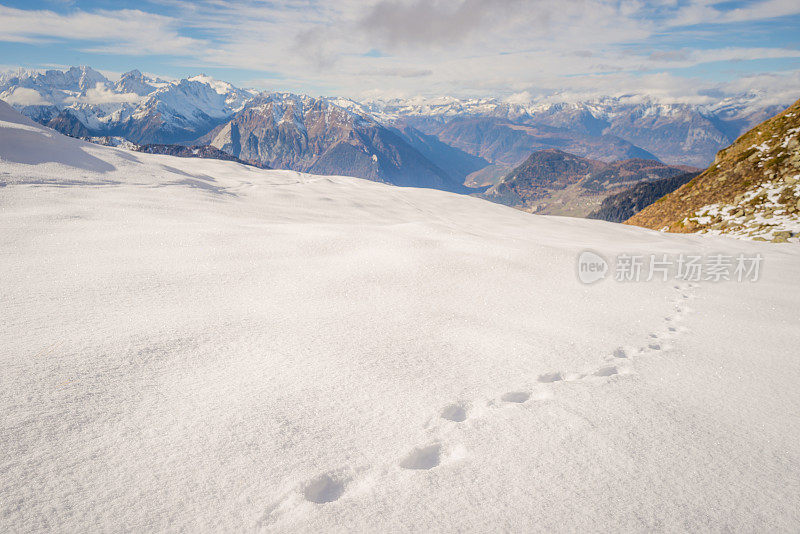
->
[0,1,798,103]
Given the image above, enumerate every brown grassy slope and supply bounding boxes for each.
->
[625,98,800,232]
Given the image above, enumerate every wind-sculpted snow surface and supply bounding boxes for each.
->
[0,105,115,172]
[1,102,800,532]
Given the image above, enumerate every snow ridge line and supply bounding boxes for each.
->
[257,283,698,527]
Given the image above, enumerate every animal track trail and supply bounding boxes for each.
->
[493,361,624,410]
[638,282,700,356]
[265,281,704,525]
[492,371,570,405]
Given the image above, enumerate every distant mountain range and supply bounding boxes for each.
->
[626,97,800,242]
[197,94,467,192]
[480,149,696,217]
[391,114,658,187]
[0,65,785,194]
[0,67,473,192]
[3,68,255,145]
[363,97,783,170]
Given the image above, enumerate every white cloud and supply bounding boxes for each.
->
[0,1,798,105]
[0,87,49,106]
[63,84,143,105]
[671,0,800,27]
[157,0,798,102]
[0,5,202,56]
[359,0,528,48]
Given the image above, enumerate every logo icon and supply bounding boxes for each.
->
[577,250,608,284]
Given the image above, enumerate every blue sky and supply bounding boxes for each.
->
[0,0,799,103]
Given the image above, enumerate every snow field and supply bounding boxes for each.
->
[2,102,799,532]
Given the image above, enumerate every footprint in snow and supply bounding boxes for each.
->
[400,444,442,470]
[303,473,347,504]
[612,347,628,359]
[441,403,467,422]
[537,371,564,383]
[594,365,619,377]
[648,342,661,351]
[501,391,531,403]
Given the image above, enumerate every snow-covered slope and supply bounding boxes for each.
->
[1,101,799,532]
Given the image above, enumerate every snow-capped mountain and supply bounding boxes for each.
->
[0,65,786,188]
[0,67,474,189]
[0,66,257,145]
[365,96,784,168]
[113,70,157,96]
[120,78,258,144]
[389,112,659,176]
[200,94,468,191]
[0,65,110,103]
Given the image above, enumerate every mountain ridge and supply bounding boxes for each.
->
[199,94,470,192]
[366,96,784,168]
[625,98,800,242]
[480,149,697,216]
[0,65,788,193]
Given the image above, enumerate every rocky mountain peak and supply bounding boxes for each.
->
[120,69,144,81]
[115,69,155,96]
[65,65,109,93]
